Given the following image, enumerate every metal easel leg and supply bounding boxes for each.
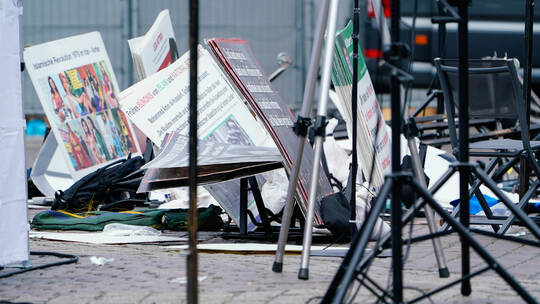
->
[272,0,331,273]
[298,0,341,280]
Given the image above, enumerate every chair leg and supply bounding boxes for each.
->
[490,156,519,182]
[498,180,540,235]
[473,188,500,232]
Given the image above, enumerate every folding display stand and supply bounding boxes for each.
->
[222,176,305,241]
[321,1,539,303]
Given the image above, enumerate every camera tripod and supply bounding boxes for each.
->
[321,1,540,303]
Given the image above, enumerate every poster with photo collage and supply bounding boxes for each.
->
[24,32,140,179]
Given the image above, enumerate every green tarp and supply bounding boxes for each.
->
[31,205,223,231]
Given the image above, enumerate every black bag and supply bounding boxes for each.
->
[52,155,145,212]
[321,191,352,242]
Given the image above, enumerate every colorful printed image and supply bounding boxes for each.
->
[205,115,252,146]
[40,60,138,171]
[59,120,93,170]
[110,108,137,155]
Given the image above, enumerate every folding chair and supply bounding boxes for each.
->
[435,58,540,234]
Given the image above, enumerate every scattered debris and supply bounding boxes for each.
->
[89,256,114,266]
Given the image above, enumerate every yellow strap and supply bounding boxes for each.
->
[119,211,142,214]
[57,210,142,218]
[57,210,90,218]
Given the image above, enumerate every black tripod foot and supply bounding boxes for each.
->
[461,280,472,296]
[298,268,309,280]
[439,267,450,278]
[272,262,283,273]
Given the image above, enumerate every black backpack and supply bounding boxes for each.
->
[52,155,145,212]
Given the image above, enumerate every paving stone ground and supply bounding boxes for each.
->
[2,137,538,303]
[1,211,539,304]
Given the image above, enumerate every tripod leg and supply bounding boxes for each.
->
[407,138,449,278]
[273,139,306,272]
[411,179,538,304]
[352,176,449,281]
[299,135,324,280]
[354,164,459,274]
[272,0,330,273]
[297,0,340,280]
[322,180,393,303]
[459,165,472,296]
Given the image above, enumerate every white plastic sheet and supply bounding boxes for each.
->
[29,231,186,245]
[0,0,29,266]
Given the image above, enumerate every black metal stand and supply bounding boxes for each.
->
[222,177,304,241]
[411,0,454,122]
[187,0,199,303]
[321,1,539,303]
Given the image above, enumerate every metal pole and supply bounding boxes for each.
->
[350,0,359,237]
[121,0,133,89]
[390,72,403,303]
[436,1,447,113]
[128,0,138,86]
[525,0,534,127]
[187,0,199,303]
[520,0,534,198]
[298,0,340,280]
[389,0,404,300]
[457,0,471,296]
[272,0,330,273]
[295,0,306,113]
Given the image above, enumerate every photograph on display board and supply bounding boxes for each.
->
[24,32,140,178]
[38,62,138,171]
[204,115,252,146]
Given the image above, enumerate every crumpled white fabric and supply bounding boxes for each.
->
[324,118,390,240]
[260,168,288,214]
[324,118,352,189]
[355,182,391,240]
[154,186,217,209]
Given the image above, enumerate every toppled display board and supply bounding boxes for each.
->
[120,46,274,231]
[207,38,334,224]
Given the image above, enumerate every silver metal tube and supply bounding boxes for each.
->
[272,139,305,272]
[298,136,325,279]
[272,0,330,273]
[312,0,339,118]
[407,138,449,278]
[299,0,330,117]
[298,0,340,280]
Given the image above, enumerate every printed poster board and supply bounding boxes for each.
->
[120,46,274,231]
[24,32,141,180]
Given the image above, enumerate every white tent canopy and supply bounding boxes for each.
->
[0,0,29,266]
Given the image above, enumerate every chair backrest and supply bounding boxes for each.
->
[434,58,531,154]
